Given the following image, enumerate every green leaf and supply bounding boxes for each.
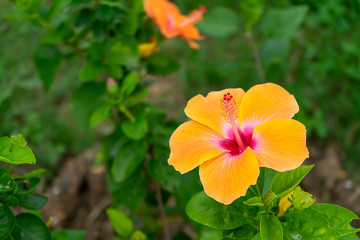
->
[263,191,278,211]
[0,204,15,239]
[311,204,360,237]
[105,39,139,70]
[340,234,360,240]
[223,224,258,239]
[15,178,41,195]
[95,5,116,23]
[262,168,276,195]
[130,230,146,240]
[12,213,51,240]
[121,72,138,97]
[88,41,104,61]
[26,210,42,219]
[249,167,265,196]
[92,21,106,41]
[283,208,337,240]
[79,61,103,81]
[261,6,308,38]
[199,229,222,240]
[291,186,315,210]
[126,89,149,107]
[75,8,94,28]
[90,105,112,127]
[0,168,15,193]
[270,165,313,199]
[71,82,106,132]
[70,0,91,9]
[34,44,62,91]
[240,0,265,32]
[243,197,264,207]
[111,141,147,183]
[100,1,128,11]
[250,233,261,240]
[146,52,180,76]
[260,38,290,65]
[107,171,147,212]
[106,208,133,237]
[0,135,36,165]
[129,232,146,240]
[14,0,41,13]
[260,215,283,240]
[121,116,148,140]
[21,169,46,179]
[45,0,62,21]
[148,146,181,192]
[10,135,27,146]
[17,194,48,210]
[197,7,239,38]
[51,229,86,240]
[185,192,248,230]
[119,0,142,36]
[0,195,20,207]
[106,63,123,79]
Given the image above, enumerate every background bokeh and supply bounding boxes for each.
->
[1,0,360,239]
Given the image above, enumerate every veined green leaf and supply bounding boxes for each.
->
[0,135,36,165]
[260,214,283,240]
[186,192,249,230]
[311,204,360,237]
[12,213,51,240]
[106,208,133,237]
[270,165,313,199]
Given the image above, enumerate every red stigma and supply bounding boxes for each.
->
[223,93,233,102]
[199,5,207,13]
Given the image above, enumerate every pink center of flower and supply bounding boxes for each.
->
[220,93,256,156]
[220,128,256,156]
[167,15,175,28]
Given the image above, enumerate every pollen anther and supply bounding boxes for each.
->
[221,93,238,123]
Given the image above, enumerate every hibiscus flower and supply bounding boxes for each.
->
[168,83,309,204]
[144,0,206,49]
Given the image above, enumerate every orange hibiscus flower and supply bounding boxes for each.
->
[168,83,309,205]
[144,0,206,49]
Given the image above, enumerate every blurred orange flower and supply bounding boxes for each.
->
[168,83,309,205]
[144,0,206,49]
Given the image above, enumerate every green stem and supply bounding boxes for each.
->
[8,165,14,174]
[255,184,262,196]
[245,32,266,83]
[155,183,170,240]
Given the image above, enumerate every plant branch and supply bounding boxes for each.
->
[8,165,14,174]
[245,32,266,83]
[155,183,170,240]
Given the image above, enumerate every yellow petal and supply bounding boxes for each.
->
[277,190,294,217]
[168,120,225,174]
[239,83,299,132]
[199,148,260,205]
[138,38,157,58]
[184,88,245,138]
[252,119,309,172]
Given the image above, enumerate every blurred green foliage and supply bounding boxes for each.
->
[0,134,86,240]
[1,0,360,239]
